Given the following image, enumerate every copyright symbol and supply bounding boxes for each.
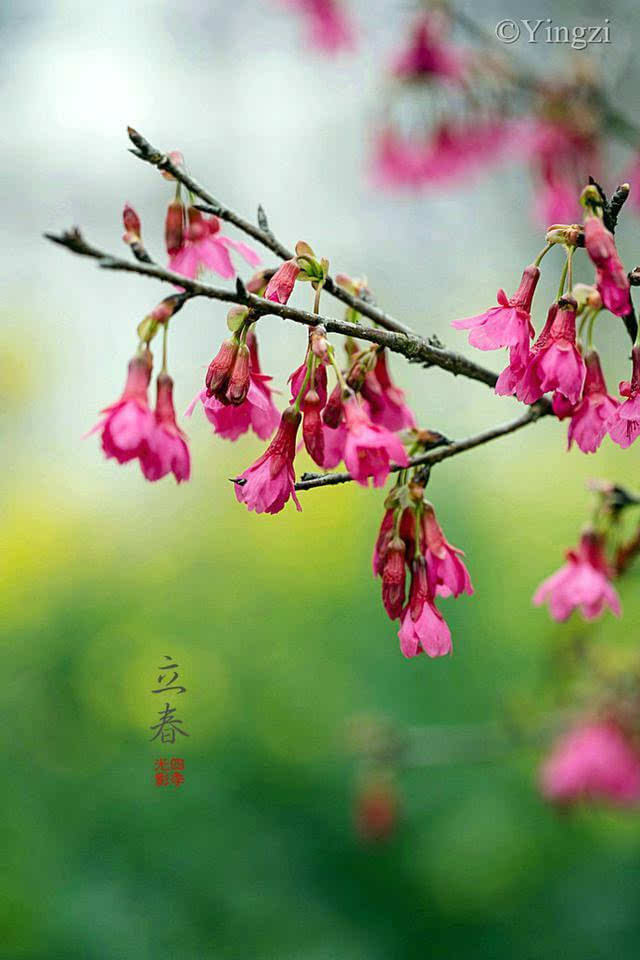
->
[495,19,520,43]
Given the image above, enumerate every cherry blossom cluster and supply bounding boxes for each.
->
[452,182,639,455]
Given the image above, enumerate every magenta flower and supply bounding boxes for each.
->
[518,300,585,406]
[533,530,621,622]
[584,215,631,317]
[320,420,347,468]
[525,120,596,226]
[540,722,640,808]
[391,11,464,83]
[495,303,557,398]
[364,351,416,432]
[608,346,640,449]
[122,203,142,245]
[168,207,259,280]
[372,128,426,189]
[91,353,154,465]
[452,265,539,361]
[422,506,473,599]
[234,406,302,514]
[264,259,301,304]
[372,509,395,577]
[142,374,190,483]
[343,398,408,487]
[398,601,452,658]
[282,0,354,52]
[398,558,451,657]
[565,350,618,453]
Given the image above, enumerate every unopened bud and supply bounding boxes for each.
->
[122,203,141,244]
[226,344,251,405]
[206,338,239,397]
[302,389,325,465]
[381,537,406,620]
[165,200,185,255]
[227,305,249,333]
[322,382,344,428]
[310,325,329,360]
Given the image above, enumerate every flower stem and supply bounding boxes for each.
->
[556,257,569,301]
[161,321,169,374]
[534,242,553,267]
[293,352,315,414]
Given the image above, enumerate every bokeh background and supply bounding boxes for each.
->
[4,1,640,956]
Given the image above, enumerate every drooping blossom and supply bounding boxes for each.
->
[364,351,416,432]
[301,389,325,465]
[524,119,598,226]
[452,265,539,364]
[187,331,279,441]
[372,128,426,189]
[608,345,640,449]
[372,508,395,577]
[281,0,355,53]
[398,558,452,658]
[533,530,621,622]
[540,721,640,807]
[205,337,239,400]
[391,11,465,83]
[320,420,347,468]
[564,350,618,453]
[90,352,154,465]
[517,299,585,406]
[495,303,557,398]
[584,214,631,317]
[142,373,190,483]
[343,398,409,487]
[422,506,473,599]
[234,406,302,514]
[168,206,259,280]
[264,259,301,304]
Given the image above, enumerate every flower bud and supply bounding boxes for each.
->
[206,339,239,397]
[165,200,185,255]
[381,536,406,620]
[264,260,300,304]
[226,344,251,405]
[122,203,141,244]
[310,325,329,360]
[409,557,430,622]
[322,382,344,428]
[302,389,325,465]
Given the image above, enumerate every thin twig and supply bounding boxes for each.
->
[44,227,500,387]
[295,402,551,491]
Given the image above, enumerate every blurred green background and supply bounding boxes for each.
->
[4,0,640,957]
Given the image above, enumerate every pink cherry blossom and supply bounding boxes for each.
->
[584,215,631,317]
[364,351,416,432]
[517,300,585,406]
[281,0,354,52]
[91,353,154,465]
[168,207,259,280]
[540,722,640,807]
[372,129,426,189]
[422,506,473,599]
[533,530,621,622]
[608,346,640,449]
[452,265,539,360]
[398,600,452,658]
[234,407,302,514]
[391,11,465,83]
[320,420,347,468]
[289,360,328,408]
[525,120,597,226]
[343,399,408,487]
[495,304,557,398]
[381,537,406,620]
[142,374,190,483]
[566,350,618,453]
[264,259,301,304]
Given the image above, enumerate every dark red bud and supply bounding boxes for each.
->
[322,382,344,429]
[165,200,185,255]
[409,557,430,622]
[122,203,141,242]
[225,344,251,405]
[206,339,239,397]
[302,390,325,466]
[381,537,406,620]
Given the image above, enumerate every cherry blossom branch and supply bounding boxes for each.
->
[295,401,551,491]
[44,227,500,387]
[126,126,416,337]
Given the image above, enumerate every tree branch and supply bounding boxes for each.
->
[295,401,551,491]
[127,126,417,337]
[44,227,501,388]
